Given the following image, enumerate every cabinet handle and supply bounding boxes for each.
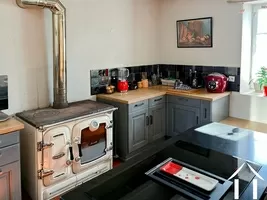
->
[204,108,207,118]
[78,144,83,158]
[154,98,162,102]
[69,146,74,161]
[146,116,149,126]
[150,115,153,125]
[196,116,199,124]
[134,103,144,107]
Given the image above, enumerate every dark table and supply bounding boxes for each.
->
[61,124,267,200]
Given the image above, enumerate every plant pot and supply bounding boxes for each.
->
[264,86,267,96]
[253,82,262,93]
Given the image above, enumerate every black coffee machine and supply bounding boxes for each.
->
[128,73,138,90]
[188,69,203,88]
[110,69,118,90]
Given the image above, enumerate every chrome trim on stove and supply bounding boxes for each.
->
[39,108,118,129]
[37,141,54,151]
[52,152,66,160]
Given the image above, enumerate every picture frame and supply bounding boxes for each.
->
[176,17,213,48]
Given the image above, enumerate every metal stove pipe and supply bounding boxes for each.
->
[16,0,68,109]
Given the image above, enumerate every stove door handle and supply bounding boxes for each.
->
[69,146,74,161]
[78,144,83,158]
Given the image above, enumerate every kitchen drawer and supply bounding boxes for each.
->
[0,144,20,166]
[0,131,19,148]
[167,95,201,107]
[148,95,165,107]
[129,100,148,113]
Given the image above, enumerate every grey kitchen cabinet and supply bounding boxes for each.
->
[0,131,21,200]
[98,93,229,158]
[97,96,166,160]
[149,104,166,142]
[0,161,20,200]
[168,103,200,136]
[167,95,229,136]
[128,109,149,153]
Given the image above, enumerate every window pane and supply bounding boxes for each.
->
[252,34,267,76]
[257,8,267,33]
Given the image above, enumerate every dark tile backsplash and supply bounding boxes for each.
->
[90,64,240,95]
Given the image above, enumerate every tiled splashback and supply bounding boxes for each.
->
[90,65,240,95]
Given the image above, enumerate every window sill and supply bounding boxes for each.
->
[241,90,266,98]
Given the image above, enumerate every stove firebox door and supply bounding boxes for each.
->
[42,126,71,186]
[72,116,112,174]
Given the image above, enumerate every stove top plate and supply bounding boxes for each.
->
[16,100,115,127]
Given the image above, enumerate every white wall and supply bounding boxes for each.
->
[0,0,160,114]
[159,0,267,124]
[159,0,243,67]
[230,92,267,124]
[45,0,160,104]
[0,0,49,114]
[2,0,267,123]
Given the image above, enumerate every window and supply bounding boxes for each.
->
[251,5,267,79]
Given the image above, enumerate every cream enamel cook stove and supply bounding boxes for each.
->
[16,100,117,200]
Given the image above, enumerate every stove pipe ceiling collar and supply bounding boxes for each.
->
[16,0,68,109]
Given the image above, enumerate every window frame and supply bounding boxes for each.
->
[250,4,267,83]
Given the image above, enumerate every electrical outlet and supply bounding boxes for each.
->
[228,76,235,82]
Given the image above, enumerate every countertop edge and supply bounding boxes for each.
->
[0,118,25,135]
[97,89,231,104]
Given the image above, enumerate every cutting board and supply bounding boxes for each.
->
[167,88,201,94]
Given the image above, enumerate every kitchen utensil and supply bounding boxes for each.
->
[141,72,147,80]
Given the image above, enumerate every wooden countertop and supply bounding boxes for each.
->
[0,118,24,135]
[97,86,231,104]
[220,117,267,134]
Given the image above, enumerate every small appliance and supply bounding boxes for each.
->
[128,73,138,90]
[188,70,203,88]
[110,69,118,90]
[117,68,129,92]
[205,73,228,93]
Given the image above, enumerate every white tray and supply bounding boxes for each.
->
[160,161,218,191]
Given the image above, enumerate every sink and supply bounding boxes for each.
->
[195,122,252,141]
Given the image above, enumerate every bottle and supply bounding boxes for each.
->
[188,69,192,86]
[192,70,198,88]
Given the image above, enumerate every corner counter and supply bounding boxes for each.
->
[97,86,231,104]
[97,86,231,160]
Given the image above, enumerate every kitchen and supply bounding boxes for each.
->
[0,0,267,200]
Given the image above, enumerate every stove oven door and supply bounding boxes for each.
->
[42,126,71,186]
[72,115,113,174]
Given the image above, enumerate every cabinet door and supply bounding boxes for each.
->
[201,100,211,124]
[128,109,149,153]
[149,104,166,142]
[0,161,20,200]
[167,103,200,136]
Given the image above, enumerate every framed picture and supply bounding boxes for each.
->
[176,17,213,48]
